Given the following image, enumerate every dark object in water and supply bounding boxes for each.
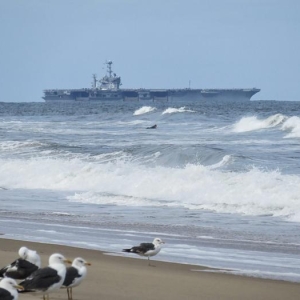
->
[146,124,157,129]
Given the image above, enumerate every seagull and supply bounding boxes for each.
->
[122,237,165,266]
[0,278,24,300]
[0,246,41,279]
[19,253,71,300]
[62,257,91,300]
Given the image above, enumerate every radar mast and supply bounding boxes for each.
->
[106,60,113,77]
[99,60,121,90]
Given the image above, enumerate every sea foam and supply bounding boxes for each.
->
[133,106,156,116]
[281,116,300,138]
[1,154,298,221]
[232,114,286,133]
[162,107,195,115]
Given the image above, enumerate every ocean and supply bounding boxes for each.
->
[0,100,300,282]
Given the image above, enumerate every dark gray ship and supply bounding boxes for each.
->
[43,61,260,102]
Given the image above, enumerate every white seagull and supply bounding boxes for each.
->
[122,237,165,266]
[0,246,41,279]
[0,278,24,300]
[19,253,71,300]
[62,257,91,300]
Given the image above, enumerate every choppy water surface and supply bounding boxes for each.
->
[0,100,300,281]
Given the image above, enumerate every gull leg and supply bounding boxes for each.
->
[42,294,49,300]
[67,288,70,300]
[148,256,156,267]
[70,287,73,300]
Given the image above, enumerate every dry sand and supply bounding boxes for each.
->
[0,238,300,300]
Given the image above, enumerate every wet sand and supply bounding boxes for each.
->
[0,238,300,300]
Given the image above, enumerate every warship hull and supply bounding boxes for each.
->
[43,61,260,102]
[43,88,260,102]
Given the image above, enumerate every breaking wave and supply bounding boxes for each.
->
[162,107,195,115]
[0,155,299,222]
[232,114,286,133]
[208,155,232,170]
[133,106,156,116]
[281,116,300,138]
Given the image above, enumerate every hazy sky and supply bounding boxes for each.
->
[0,0,299,102]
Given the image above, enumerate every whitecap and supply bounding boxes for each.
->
[232,114,286,133]
[281,116,300,138]
[162,107,195,115]
[133,106,156,116]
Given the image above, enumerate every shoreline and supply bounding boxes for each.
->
[1,238,300,300]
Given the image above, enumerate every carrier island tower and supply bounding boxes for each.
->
[43,61,260,102]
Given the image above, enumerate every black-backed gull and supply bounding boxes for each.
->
[122,237,165,266]
[62,257,91,300]
[19,253,71,300]
[0,246,41,279]
[0,278,24,300]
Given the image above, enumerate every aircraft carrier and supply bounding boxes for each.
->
[43,61,260,102]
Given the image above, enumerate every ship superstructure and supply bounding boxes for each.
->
[92,61,121,90]
[43,61,260,102]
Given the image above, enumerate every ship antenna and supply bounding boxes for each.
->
[92,74,97,89]
[106,60,113,78]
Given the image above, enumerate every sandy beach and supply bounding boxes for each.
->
[0,238,299,300]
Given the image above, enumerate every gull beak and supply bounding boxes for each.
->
[64,259,72,264]
[85,262,92,266]
[15,285,24,291]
